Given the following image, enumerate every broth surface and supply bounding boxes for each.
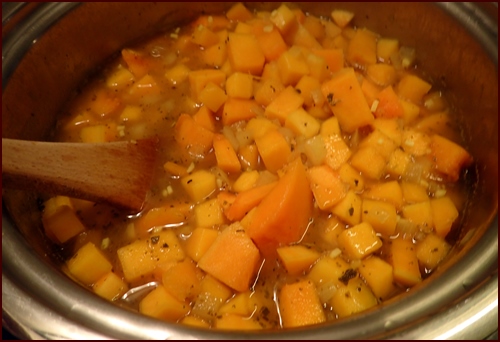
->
[43,3,473,330]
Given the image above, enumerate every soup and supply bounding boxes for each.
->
[40,2,473,330]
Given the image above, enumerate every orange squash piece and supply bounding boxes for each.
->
[198,223,260,292]
[247,158,313,251]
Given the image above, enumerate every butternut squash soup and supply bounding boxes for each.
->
[41,2,473,330]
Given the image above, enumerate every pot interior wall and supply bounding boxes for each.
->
[2,2,498,339]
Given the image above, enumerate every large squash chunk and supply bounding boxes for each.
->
[198,223,260,292]
[247,158,313,251]
[321,68,374,132]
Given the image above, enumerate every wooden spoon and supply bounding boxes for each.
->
[2,138,159,212]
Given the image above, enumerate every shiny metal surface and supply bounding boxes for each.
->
[2,2,498,340]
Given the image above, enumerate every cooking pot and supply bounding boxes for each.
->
[2,2,498,339]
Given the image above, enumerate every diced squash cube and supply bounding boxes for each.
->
[307,165,348,210]
[189,69,226,102]
[121,48,151,79]
[374,86,404,119]
[269,3,298,36]
[195,198,225,228]
[202,30,229,67]
[215,314,263,330]
[245,117,279,139]
[362,181,403,209]
[135,202,191,235]
[233,170,260,193]
[264,85,304,124]
[277,46,310,86]
[430,134,473,181]
[181,170,217,203]
[338,222,383,260]
[119,105,142,122]
[359,257,397,300]
[350,147,386,180]
[222,98,260,126]
[319,216,345,248]
[191,275,233,320]
[42,196,86,244]
[198,223,260,292]
[117,230,185,282]
[279,280,326,328]
[198,82,228,112]
[254,78,285,106]
[285,108,321,139]
[256,28,288,62]
[358,129,398,160]
[338,163,364,192]
[402,201,433,232]
[254,129,291,173]
[175,113,214,156]
[307,256,350,288]
[346,29,377,66]
[306,53,330,83]
[415,233,451,270]
[227,33,265,75]
[239,143,260,170]
[80,125,114,143]
[377,38,399,63]
[430,196,459,238]
[312,48,344,74]
[361,199,398,236]
[371,118,403,146]
[320,116,342,137]
[218,292,253,316]
[184,227,219,262]
[288,23,322,49]
[331,190,362,226]
[139,285,190,322]
[386,148,411,177]
[181,316,210,328]
[213,134,241,174]
[191,24,219,48]
[67,242,113,286]
[93,271,129,301]
[226,2,254,22]
[193,106,217,132]
[390,237,422,286]
[277,245,320,275]
[402,129,431,156]
[401,181,429,204]
[106,65,134,89]
[162,259,203,302]
[330,277,378,318]
[321,68,374,132]
[330,9,354,28]
[165,64,191,85]
[128,74,161,99]
[226,72,254,99]
[399,98,421,124]
[295,75,324,108]
[366,64,397,87]
[396,74,432,104]
[323,134,352,170]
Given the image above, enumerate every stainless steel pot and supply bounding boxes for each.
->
[2,2,498,339]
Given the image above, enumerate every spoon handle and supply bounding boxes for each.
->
[2,138,158,211]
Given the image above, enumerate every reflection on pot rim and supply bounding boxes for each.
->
[2,2,497,340]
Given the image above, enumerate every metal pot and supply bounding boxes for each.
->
[2,2,498,339]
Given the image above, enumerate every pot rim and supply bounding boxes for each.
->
[2,2,498,340]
